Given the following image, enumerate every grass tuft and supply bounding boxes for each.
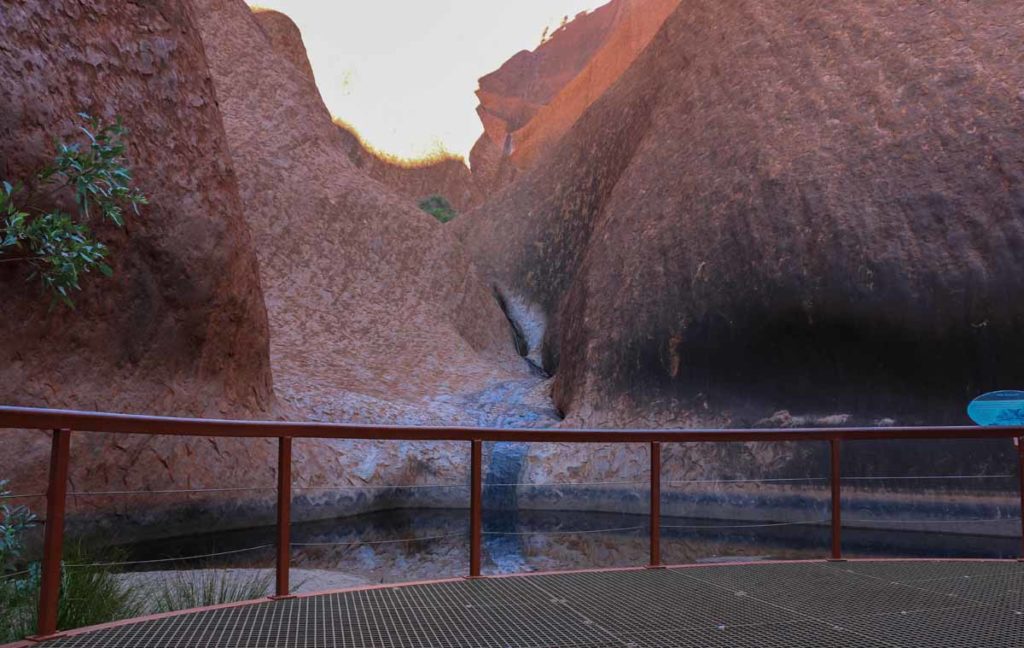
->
[0,545,141,643]
[151,569,272,613]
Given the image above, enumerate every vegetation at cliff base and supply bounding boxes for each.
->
[0,113,147,307]
[418,194,458,223]
[1,475,269,642]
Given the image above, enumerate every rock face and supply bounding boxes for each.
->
[187,0,559,528]
[474,4,619,148]
[0,0,277,537]
[192,0,524,427]
[5,0,1021,548]
[253,9,481,212]
[470,0,680,191]
[335,121,480,212]
[465,0,1024,430]
[252,8,316,81]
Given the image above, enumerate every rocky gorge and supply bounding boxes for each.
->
[1,0,1023,548]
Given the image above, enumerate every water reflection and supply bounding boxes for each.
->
[121,507,1018,585]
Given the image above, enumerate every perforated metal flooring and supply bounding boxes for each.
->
[47,561,1024,647]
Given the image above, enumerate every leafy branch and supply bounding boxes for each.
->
[0,479,37,574]
[0,114,147,306]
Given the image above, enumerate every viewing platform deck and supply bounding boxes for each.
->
[30,560,1024,648]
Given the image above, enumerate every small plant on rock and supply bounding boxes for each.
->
[418,194,457,224]
[0,113,147,307]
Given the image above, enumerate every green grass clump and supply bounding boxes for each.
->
[0,546,141,643]
[418,195,458,223]
[151,569,272,613]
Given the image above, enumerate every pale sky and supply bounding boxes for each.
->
[247,0,608,161]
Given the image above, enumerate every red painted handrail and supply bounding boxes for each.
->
[2,405,1023,442]
[1,404,1022,640]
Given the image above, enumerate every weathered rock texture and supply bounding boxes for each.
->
[0,0,278,536]
[335,121,479,212]
[185,0,558,530]
[252,8,481,211]
[470,0,680,191]
[466,0,1024,429]
[193,0,525,427]
[252,8,316,81]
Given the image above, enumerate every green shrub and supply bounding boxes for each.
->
[0,480,37,574]
[0,113,147,306]
[418,194,457,224]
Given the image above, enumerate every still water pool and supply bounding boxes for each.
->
[117,508,1018,586]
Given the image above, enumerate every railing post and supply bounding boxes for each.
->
[1016,437,1024,562]
[275,436,292,598]
[830,438,843,561]
[649,442,662,568]
[469,439,482,578]
[33,428,71,640]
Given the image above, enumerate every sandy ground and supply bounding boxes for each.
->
[117,568,370,612]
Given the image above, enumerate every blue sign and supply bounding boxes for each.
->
[967,390,1024,426]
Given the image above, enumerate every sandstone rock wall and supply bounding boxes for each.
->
[467,0,1024,427]
[463,0,1024,499]
[253,8,316,81]
[193,0,521,424]
[253,8,482,211]
[0,0,279,538]
[508,0,680,169]
[335,121,480,212]
[469,0,680,191]
[474,2,619,148]
[182,0,551,533]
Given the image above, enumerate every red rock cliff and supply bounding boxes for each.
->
[470,0,680,191]
[0,0,278,537]
[465,0,1024,429]
[193,0,519,428]
[335,120,480,211]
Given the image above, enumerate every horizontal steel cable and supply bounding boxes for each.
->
[63,544,275,568]
[487,480,647,487]
[0,569,32,581]
[843,516,1020,524]
[483,525,647,536]
[659,519,830,529]
[292,534,460,547]
[664,474,1016,485]
[0,473,1016,501]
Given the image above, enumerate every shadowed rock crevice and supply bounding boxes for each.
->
[492,286,549,378]
[612,305,1024,426]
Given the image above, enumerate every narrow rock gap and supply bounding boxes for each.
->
[492,286,549,378]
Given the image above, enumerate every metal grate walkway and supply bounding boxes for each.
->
[45,561,1024,647]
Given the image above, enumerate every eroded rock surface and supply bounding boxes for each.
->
[253,8,316,81]
[461,0,1024,499]
[5,0,1022,546]
[0,0,278,536]
[470,0,680,191]
[335,121,480,212]
[467,0,1024,428]
[254,9,482,211]
[193,0,534,426]
[174,0,557,533]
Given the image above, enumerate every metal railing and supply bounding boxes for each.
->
[1,404,1022,641]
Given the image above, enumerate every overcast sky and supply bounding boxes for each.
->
[247,0,608,160]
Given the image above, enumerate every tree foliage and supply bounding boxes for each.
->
[0,113,147,306]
